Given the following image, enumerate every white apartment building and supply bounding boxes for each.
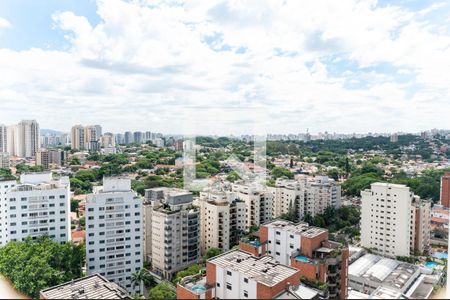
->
[143,188,200,280]
[86,177,143,294]
[17,120,40,158]
[361,183,431,258]
[0,172,71,246]
[194,191,246,253]
[231,183,273,229]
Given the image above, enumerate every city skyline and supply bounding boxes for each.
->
[0,0,450,134]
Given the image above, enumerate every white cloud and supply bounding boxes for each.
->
[0,17,11,29]
[0,0,449,134]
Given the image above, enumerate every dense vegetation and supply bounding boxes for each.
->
[303,206,361,234]
[0,237,85,299]
[147,283,176,299]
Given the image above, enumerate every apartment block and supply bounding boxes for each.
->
[194,191,246,254]
[0,152,9,169]
[0,124,7,153]
[269,176,341,220]
[36,149,66,169]
[360,183,431,258]
[0,172,71,246]
[269,179,305,219]
[86,177,143,294]
[71,125,85,150]
[177,250,301,299]
[241,219,348,299]
[231,183,273,229]
[143,188,200,280]
[441,172,450,208]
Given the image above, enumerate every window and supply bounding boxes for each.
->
[244,291,248,298]
[226,283,232,290]
[227,271,232,276]
[216,283,220,287]
[244,278,248,283]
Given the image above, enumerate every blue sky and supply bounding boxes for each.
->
[0,0,449,134]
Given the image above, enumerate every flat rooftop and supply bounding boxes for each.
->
[208,250,299,287]
[264,219,327,238]
[349,254,419,291]
[39,274,130,299]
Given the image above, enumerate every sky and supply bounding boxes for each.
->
[0,0,449,135]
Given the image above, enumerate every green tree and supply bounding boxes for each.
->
[203,248,222,261]
[148,283,176,300]
[0,236,85,299]
[131,269,155,294]
[271,167,294,179]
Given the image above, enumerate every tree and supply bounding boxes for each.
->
[0,236,85,299]
[131,269,155,294]
[148,283,176,300]
[271,167,294,179]
[203,248,222,261]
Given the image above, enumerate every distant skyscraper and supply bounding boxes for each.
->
[133,132,143,144]
[440,172,450,209]
[124,131,133,144]
[0,124,7,153]
[16,120,40,158]
[101,132,116,149]
[71,125,85,150]
[84,125,101,151]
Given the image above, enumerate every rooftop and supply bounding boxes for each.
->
[349,254,419,291]
[208,250,299,287]
[263,219,326,237]
[39,274,130,299]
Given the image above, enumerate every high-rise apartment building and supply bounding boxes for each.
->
[101,132,116,148]
[194,191,246,253]
[13,120,40,157]
[303,175,341,216]
[84,125,102,151]
[124,132,133,145]
[143,188,200,280]
[71,125,85,150]
[85,177,143,294]
[0,172,71,246]
[0,152,9,169]
[0,124,7,153]
[6,125,18,156]
[231,183,273,229]
[440,172,450,209]
[36,149,66,169]
[269,179,304,219]
[133,132,143,144]
[360,183,431,257]
[269,176,341,220]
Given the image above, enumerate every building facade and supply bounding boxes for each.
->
[143,188,200,280]
[0,172,71,246]
[86,177,143,294]
[231,183,273,229]
[0,124,7,153]
[194,191,246,253]
[441,172,450,209]
[360,183,431,258]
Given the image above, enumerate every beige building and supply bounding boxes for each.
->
[269,179,304,219]
[71,125,85,150]
[231,183,273,229]
[36,149,65,169]
[194,191,246,254]
[143,188,200,280]
[269,175,341,220]
[0,152,9,169]
[361,183,431,258]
